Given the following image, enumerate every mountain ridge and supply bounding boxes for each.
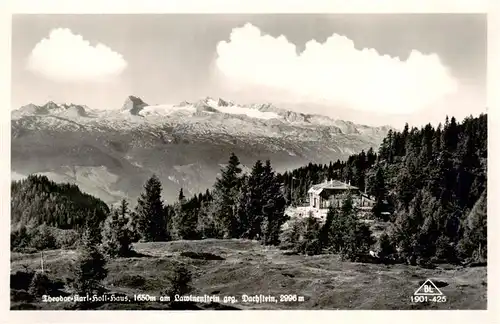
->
[11,96,391,204]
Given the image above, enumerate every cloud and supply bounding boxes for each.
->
[215,23,459,115]
[27,28,127,82]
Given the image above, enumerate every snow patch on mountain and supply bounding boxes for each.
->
[216,105,280,120]
[139,104,197,117]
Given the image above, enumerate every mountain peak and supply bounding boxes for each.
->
[122,96,148,116]
[217,98,233,107]
[43,101,59,110]
[14,101,90,118]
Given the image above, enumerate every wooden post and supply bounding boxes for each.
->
[41,251,44,273]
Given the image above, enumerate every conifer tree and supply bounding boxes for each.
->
[72,226,108,295]
[135,175,168,242]
[102,200,134,257]
[371,167,387,220]
[235,175,251,238]
[246,160,266,239]
[178,188,185,201]
[172,192,199,240]
[296,215,322,255]
[459,190,487,263]
[211,153,243,238]
[196,201,217,239]
[81,211,103,247]
[335,194,375,261]
[318,205,337,250]
[261,160,287,245]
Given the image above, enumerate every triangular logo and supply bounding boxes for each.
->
[414,279,443,296]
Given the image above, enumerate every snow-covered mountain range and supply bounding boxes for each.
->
[11,96,391,204]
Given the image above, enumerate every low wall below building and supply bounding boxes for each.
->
[285,205,375,222]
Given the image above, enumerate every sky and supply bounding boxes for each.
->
[11,14,486,127]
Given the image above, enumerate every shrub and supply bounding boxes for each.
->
[164,264,193,298]
[11,270,35,290]
[378,233,396,258]
[11,289,35,303]
[28,271,51,297]
[11,225,31,249]
[279,217,306,250]
[29,225,57,251]
[53,228,80,249]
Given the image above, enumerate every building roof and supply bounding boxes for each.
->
[308,180,359,194]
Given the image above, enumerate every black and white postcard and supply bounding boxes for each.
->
[3,1,497,323]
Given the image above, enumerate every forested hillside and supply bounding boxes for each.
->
[277,114,487,264]
[11,175,109,230]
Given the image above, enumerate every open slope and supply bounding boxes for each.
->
[10,239,486,310]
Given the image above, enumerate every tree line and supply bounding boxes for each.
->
[129,154,287,246]
[11,113,487,267]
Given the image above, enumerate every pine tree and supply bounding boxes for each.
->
[178,188,185,201]
[394,167,416,211]
[342,221,375,261]
[235,175,251,238]
[102,200,134,257]
[296,215,322,255]
[371,167,387,220]
[459,191,487,263]
[261,160,287,245]
[337,194,375,261]
[393,191,426,263]
[318,205,337,251]
[172,194,199,240]
[196,201,218,239]
[72,226,108,295]
[135,175,168,242]
[211,153,243,238]
[246,160,266,239]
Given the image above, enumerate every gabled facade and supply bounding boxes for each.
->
[307,180,375,210]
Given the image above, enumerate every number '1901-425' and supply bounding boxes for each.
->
[411,295,447,303]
